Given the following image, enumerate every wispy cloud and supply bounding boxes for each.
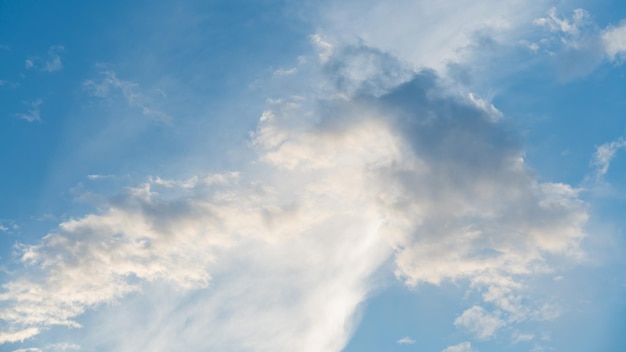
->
[25,46,64,72]
[44,46,64,72]
[528,7,626,79]
[83,71,171,122]
[533,8,591,38]
[441,342,476,352]
[14,100,42,122]
[590,136,626,181]
[454,306,505,340]
[396,336,416,344]
[511,331,535,344]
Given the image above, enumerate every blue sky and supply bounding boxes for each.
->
[1,1,625,351]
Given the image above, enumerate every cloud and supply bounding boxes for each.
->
[319,0,552,72]
[11,343,79,352]
[273,67,298,76]
[1,16,587,352]
[14,100,42,122]
[533,8,590,37]
[454,306,505,339]
[442,341,476,352]
[24,46,64,72]
[12,348,42,352]
[528,9,626,79]
[86,174,116,181]
[511,331,535,344]
[396,336,416,344]
[530,8,607,80]
[43,343,80,351]
[602,22,626,62]
[0,327,40,344]
[83,71,171,122]
[310,34,334,63]
[534,11,626,65]
[590,136,626,180]
[44,46,64,72]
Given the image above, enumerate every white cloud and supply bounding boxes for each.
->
[603,22,626,61]
[310,34,334,63]
[273,67,298,76]
[454,306,505,339]
[591,136,626,180]
[397,336,415,344]
[83,71,171,122]
[468,93,503,122]
[442,341,476,352]
[529,9,626,78]
[14,100,42,122]
[529,7,607,80]
[87,174,116,180]
[0,327,40,344]
[533,8,590,37]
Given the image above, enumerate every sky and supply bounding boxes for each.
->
[0,1,625,351]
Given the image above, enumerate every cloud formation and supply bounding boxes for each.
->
[1,15,588,352]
